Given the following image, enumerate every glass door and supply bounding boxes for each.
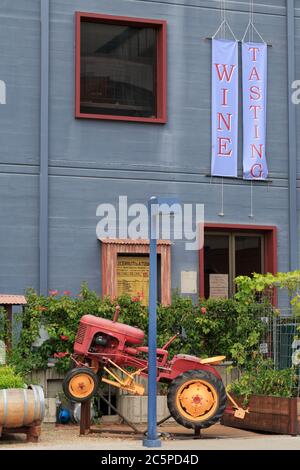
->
[204,234,232,299]
[204,232,264,299]
[234,235,264,279]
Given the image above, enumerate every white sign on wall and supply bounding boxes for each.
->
[259,343,268,354]
[0,80,6,104]
[181,271,198,294]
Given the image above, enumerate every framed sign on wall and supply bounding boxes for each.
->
[99,238,171,305]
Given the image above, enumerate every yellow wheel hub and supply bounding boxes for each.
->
[68,373,95,399]
[176,379,218,422]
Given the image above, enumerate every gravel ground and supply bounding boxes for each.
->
[2,422,300,450]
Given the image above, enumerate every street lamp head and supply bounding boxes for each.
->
[149,196,158,204]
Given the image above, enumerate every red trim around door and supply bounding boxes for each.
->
[75,12,167,124]
[199,224,278,299]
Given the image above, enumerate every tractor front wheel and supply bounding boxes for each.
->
[63,367,99,403]
[167,369,226,429]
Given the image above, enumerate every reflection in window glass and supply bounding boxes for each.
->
[80,21,157,118]
[204,235,230,299]
[235,236,262,278]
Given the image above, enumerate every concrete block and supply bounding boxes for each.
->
[117,395,171,424]
[44,398,57,423]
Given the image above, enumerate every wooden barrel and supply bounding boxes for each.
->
[0,385,45,428]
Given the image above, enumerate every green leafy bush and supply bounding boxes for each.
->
[235,271,300,315]
[0,307,8,342]
[0,366,25,389]
[236,271,300,341]
[228,357,298,402]
[7,284,271,375]
[157,296,269,364]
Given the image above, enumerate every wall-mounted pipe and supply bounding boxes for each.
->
[39,0,49,294]
[287,0,298,271]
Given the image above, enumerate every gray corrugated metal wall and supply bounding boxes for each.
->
[0,0,40,292]
[0,0,299,297]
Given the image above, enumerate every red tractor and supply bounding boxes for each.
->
[63,306,229,430]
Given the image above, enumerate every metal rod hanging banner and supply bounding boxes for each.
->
[207,1,272,47]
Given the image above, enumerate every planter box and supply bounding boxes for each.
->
[117,366,239,424]
[117,395,171,424]
[222,395,300,435]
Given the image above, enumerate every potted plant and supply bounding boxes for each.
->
[222,357,300,435]
[0,366,45,442]
[0,365,25,390]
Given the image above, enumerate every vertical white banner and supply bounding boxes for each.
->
[212,39,239,178]
[242,42,268,180]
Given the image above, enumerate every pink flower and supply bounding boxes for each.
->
[63,290,71,296]
[60,335,69,341]
[37,306,47,312]
[132,297,139,303]
[201,307,207,315]
[49,290,59,296]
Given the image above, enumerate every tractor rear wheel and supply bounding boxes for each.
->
[63,367,99,403]
[167,369,226,429]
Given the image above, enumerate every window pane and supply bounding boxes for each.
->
[204,235,230,299]
[235,236,262,278]
[80,21,157,118]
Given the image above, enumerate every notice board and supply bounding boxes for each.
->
[117,256,149,306]
[209,274,229,299]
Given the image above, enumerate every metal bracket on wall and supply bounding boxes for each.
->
[205,37,272,47]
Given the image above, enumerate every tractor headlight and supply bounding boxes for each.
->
[94,335,108,347]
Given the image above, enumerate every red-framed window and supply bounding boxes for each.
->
[75,12,167,124]
[199,224,277,299]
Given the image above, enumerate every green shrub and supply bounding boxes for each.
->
[228,357,298,402]
[0,366,25,389]
[235,271,300,316]
[7,284,271,375]
[0,307,8,342]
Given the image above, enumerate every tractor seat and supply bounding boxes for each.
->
[175,354,226,365]
[81,315,145,345]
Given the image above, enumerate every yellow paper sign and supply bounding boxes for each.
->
[117,256,149,306]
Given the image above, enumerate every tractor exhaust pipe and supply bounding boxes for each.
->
[113,305,121,323]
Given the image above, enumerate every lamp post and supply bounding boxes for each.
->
[143,196,161,448]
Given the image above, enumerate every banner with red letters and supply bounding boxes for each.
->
[211,39,239,178]
[242,42,268,180]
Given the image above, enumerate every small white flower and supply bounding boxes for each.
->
[292,349,300,366]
